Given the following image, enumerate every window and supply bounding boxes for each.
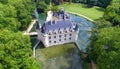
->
[59,39,61,41]
[65,30,67,33]
[48,33,51,35]
[54,32,56,34]
[59,35,61,38]
[69,34,72,36]
[69,37,71,40]
[49,36,51,39]
[54,41,56,43]
[64,38,66,40]
[49,41,51,43]
[70,30,72,32]
[64,34,66,37]
[54,36,56,38]
[60,31,62,34]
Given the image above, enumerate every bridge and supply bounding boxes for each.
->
[23,32,37,36]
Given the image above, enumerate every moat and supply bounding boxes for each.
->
[31,14,94,69]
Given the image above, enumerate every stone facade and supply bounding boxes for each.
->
[36,9,79,47]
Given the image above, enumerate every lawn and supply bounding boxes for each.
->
[59,3,104,20]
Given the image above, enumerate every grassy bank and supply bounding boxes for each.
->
[59,3,104,20]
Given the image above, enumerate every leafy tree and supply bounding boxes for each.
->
[0,3,20,31]
[8,0,35,30]
[104,0,120,26]
[94,18,112,29]
[97,0,111,8]
[86,0,98,7]
[36,0,47,13]
[87,27,120,69]
[0,0,8,4]
[0,30,40,69]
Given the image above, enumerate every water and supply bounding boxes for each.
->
[35,44,83,69]
[70,14,94,52]
[31,13,94,69]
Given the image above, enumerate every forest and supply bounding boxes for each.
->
[0,0,120,69]
[0,0,39,69]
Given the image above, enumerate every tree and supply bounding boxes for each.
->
[0,0,8,4]
[0,3,20,31]
[104,0,120,26]
[97,0,111,8]
[8,0,35,30]
[94,18,112,29]
[86,0,98,7]
[87,27,120,69]
[0,30,40,69]
[36,0,47,13]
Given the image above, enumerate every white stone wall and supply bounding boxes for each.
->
[44,30,78,47]
[37,28,79,47]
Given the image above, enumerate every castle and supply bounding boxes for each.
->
[36,8,79,47]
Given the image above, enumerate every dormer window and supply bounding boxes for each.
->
[54,32,56,34]
[48,33,51,35]
[70,30,72,32]
[59,31,62,34]
[65,31,67,33]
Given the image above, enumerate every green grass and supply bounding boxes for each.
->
[36,43,76,60]
[59,3,104,20]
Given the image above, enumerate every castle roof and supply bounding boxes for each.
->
[37,8,78,34]
[40,20,78,34]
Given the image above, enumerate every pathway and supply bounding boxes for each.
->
[23,19,37,36]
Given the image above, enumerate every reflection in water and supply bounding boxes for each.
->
[36,46,82,69]
[70,14,94,52]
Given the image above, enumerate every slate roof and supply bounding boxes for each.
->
[37,9,78,34]
[40,20,78,34]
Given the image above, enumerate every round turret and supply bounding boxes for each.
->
[46,10,53,21]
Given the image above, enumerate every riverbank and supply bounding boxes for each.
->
[59,3,104,20]
[68,11,94,22]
